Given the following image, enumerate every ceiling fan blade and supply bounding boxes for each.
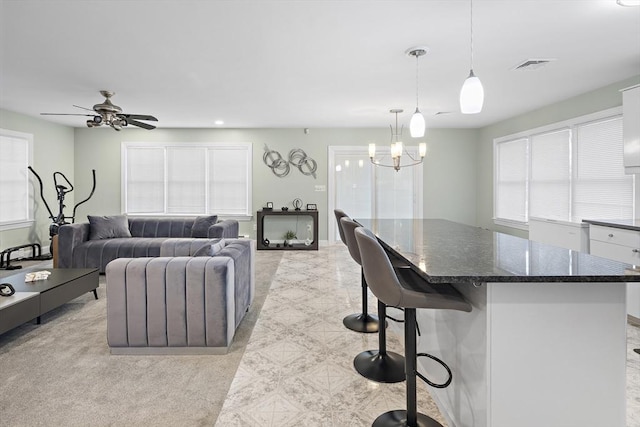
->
[120,114,158,122]
[127,118,156,130]
[73,105,94,112]
[40,113,95,116]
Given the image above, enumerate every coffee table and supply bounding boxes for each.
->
[0,268,99,334]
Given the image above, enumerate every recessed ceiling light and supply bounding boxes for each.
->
[214,120,224,125]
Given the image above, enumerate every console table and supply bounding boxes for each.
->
[257,209,318,250]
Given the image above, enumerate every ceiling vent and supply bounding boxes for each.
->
[512,59,556,71]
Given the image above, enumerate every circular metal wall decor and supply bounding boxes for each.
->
[263,147,291,177]
[263,145,317,179]
[288,149,317,178]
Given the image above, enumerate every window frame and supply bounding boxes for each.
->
[121,141,252,219]
[0,128,34,231]
[493,107,630,230]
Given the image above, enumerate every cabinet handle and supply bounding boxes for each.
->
[633,249,640,253]
[608,234,614,238]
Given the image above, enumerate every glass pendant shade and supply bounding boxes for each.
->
[460,69,484,114]
[410,108,426,138]
[391,141,403,158]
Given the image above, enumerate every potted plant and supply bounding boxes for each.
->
[283,230,297,247]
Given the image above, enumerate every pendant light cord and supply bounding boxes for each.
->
[415,54,420,108]
[470,0,474,70]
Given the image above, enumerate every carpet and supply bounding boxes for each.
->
[0,250,282,426]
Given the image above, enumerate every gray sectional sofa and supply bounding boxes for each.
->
[58,215,239,273]
[59,215,253,354]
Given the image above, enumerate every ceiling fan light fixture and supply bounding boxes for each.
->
[460,69,485,114]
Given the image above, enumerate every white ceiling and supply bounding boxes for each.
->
[1,0,639,130]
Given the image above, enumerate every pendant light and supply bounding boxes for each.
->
[460,0,484,114]
[406,47,428,138]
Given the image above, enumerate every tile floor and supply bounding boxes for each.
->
[216,244,640,427]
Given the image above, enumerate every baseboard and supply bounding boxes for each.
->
[629,314,640,327]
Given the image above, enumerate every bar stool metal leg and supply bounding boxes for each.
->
[353,300,405,383]
[373,308,442,427]
[343,269,380,333]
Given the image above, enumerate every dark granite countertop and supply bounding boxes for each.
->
[356,219,640,284]
[582,219,640,232]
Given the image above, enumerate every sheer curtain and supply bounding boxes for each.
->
[329,146,423,242]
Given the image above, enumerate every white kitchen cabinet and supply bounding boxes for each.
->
[589,224,640,319]
[622,84,640,174]
[529,217,589,252]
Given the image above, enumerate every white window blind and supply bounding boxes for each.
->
[530,129,571,221]
[123,142,252,217]
[375,147,421,219]
[0,129,32,228]
[167,147,207,214]
[328,146,423,242]
[495,138,528,223]
[125,147,164,214]
[574,116,631,220]
[209,147,250,215]
[494,108,633,228]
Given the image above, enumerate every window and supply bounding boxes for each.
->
[494,107,632,228]
[122,142,252,217]
[328,146,424,242]
[0,129,33,230]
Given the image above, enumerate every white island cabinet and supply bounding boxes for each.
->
[587,221,640,319]
[358,219,638,427]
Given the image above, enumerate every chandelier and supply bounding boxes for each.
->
[369,109,427,172]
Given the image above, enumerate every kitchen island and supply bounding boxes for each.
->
[357,219,639,427]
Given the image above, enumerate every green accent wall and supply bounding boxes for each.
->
[476,74,640,238]
[0,109,75,252]
[3,73,637,250]
[72,127,478,240]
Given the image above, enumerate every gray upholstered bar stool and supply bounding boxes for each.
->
[355,227,472,427]
[342,217,405,383]
[334,209,380,333]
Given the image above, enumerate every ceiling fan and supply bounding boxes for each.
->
[41,90,158,131]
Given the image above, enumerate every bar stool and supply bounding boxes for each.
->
[342,217,405,383]
[355,226,472,427]
[334,209,379,333]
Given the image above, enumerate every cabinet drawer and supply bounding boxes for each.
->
[590,240,640,265]
[529,218,589,252]
[589,225,640,247]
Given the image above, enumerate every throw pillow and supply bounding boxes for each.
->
[192,239,226,257]
[88,215,132,240]
[193,244,214,257]
[191,215,218,238]
[211,239,226,254]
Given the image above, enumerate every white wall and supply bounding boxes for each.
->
[0,109,75,252]
[476,74,640,238]
[72,127,478,239]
